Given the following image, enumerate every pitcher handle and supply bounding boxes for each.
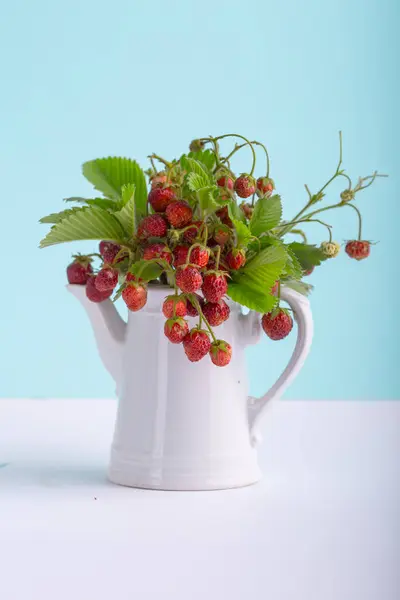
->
[248,287,313,446]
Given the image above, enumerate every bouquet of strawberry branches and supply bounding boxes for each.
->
[40,133,385,367]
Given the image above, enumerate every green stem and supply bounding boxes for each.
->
[190,294,217,342]
[290,229,308,243]
[345,202,363,240]
[214,245,221,270]
[149,153,172,168]
[212,134,257,176]
[252,141,270,176]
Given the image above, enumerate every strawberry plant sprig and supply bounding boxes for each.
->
[39,131,387,367]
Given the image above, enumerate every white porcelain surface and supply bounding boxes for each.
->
[67,284,313,490]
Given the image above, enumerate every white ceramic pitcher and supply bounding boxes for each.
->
[68,284,313,491]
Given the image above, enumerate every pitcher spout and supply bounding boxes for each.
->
[67,284,126,392]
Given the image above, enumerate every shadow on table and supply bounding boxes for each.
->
[0,462,115,489]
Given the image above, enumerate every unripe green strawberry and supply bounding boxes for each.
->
[320,241,340,258]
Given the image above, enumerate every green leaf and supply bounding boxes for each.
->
[250,195,282,236]
[115,185,136,237]
[39,207,83,224]
[284,246,303,280]
[187,171,209,192]
[227,199,246,223]
[64,197,89,203]
[288,242,327,270]
[244,243,288,272]
[233,220,252,248]
[82,157,148,209]
[228,243,287,312]
[180,156,212,183]
[86,198,119,210]
[197,186,221,213]
[129,259,164,281]
[187,149,216,171]
[39,207,126,248]
[283,279,314,296]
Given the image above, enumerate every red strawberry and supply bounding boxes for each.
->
[95,267,118,292]
[164,317,189,344]
[143,242,172,264]
[186,293,204,317]
[226,248,246,270]
[86,276,113,303]
[173,245,190,267]
[234,174,256,198]
[137,214,167,239]
[188,245,210,268]
[126,272,143,283]
[148,187,176,212]
[183,221,203,244]
[271,281,279,295]
[345,240,371,261]
[202,300,230,326]
[240,202,254,219]
[162,295,187,318]
[216,206,233,227]
[303,266,314,276]
[166,201,193,228]
[99,241,122,264]
[262,309,293,341]
[122,284,147,311]
[183,329,211,362]
[150,171,167,189]
[66,258,93,284]
[216,175,234,190]
[213,225,230,246]
[202,271,228,303]
[256,177,275,197]
[176,266,203,293]
[210,340,232,367]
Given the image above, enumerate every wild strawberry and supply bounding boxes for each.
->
[173,245,190,267]
[216,175,234,190]
[162,295,187,318]
[202,271,228,303]
[183,221,203,244]
[186,293,204,317]
[86,276,113,303]
[166,201,193,228]
[176,266,203,293]
[148,187,176,212]
[216,206,233,227]
[210,340,232,367]
[340,189,355,203]
[240,202,253,219]
[137,214,168,239]
[213,224,231,246]
[262,309,293,341]
[188,245,210,268]
[202,300,230,326]
[183,329,211,362]
[143,242,172,264]
[95,267,118,292]
[271,281,279,295]
[226,248,246,270]
[99,241,122,264]
[122,284,147,311]
[164,317,189,344]
[256,177,275,197]
[303,266,314,276]
[234,174,256,198]
[320,241,340,258]
[125,272,143,283]
[189,139,205,152]
[345,240,371,261]
[150,171,167,189]
[66,257,93,284]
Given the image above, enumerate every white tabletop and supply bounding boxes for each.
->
[0,399,399,600]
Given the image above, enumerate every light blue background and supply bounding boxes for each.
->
[0,0,398,399]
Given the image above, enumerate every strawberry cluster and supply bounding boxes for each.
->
[61,132,385,367]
